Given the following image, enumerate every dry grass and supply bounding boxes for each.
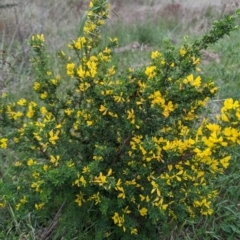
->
[0,0,237,93]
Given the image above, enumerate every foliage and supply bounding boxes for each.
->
[0,1,240,239]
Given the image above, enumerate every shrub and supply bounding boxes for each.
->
[0,1,240,239]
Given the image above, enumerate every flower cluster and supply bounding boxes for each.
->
[1,1,240,239]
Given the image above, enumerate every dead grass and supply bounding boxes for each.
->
[0,0,237,94]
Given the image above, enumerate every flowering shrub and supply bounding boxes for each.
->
[0,1,240,239]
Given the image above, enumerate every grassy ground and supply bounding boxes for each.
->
[0,0,240,239]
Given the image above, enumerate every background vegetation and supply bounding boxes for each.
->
[0,0,240,239]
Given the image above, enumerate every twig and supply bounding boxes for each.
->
[39,199,66,240]
[112,135,132,165]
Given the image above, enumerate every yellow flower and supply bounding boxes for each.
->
[74,174,87,187]
[151,181,161,196]
[1,92,7,98]
[110,37,118,46]
[183,74,201,88]
[127,109,135,124]
[40,106,48,115]
[152,197,168,210]
[103,47,111,55]
[31,181,43,192]
[145,66,156,79]
[26,105,35,118]
[192,76,201,88]
[35,202,45,210]
[75,192,86,206]
[115,186,125,199]
[89,1,93,8]
[138,206,148,216]
[113,92,125,102]
[122,206,131,214]
[16,203,21,210]
[99,105,108,115]
[27,158,36,166]
[32,171,40,179]
[180,46,187,56]
[87,120,93,126]
[43,165,49,171]
[94,172,107,186]
[40,91,48,99]
[221,113,230,122]
[20,196,27,204]
[66,62,75,77]
[112,212,125,227]
[74,36,86,50]
[17,98,27,106]
[107,66,116,76]
[223,98,239,110]
[192,56,200,65]
[0,138,8,149]
[64,108,74,116]
[149,90,165,106]
[162,101,174,117]
[107,168,112,176]
[0,202,6,208]
[14,161,22,167]
[84,22,97,34]
[151,51,161,59]
[131,228,138,235]
[32,34,45,42]
[49,130,60,145]
[50,155,60,166]
[206,123,221,133]
[223,127,239,142]
[220,155,231,168]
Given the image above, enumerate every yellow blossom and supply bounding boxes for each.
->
[99,105,108,115]
[162,101,174,117]
[20,196,27,204]
[17,98,27,106]
[35,202,45,210]
[49,130,60,145]
[14,161,22,167]
[122,206,131,214]
[115,186,126,199]
[0,202,6,208]
[66,62,75,76]
[151,51,161,59]
[131,228,138,235]
[27,158,36,166]
[94,172,107,186]
[64,108,74,116]
[145,66,156,79]
[31,181,43,192]
[43,165,49,171]
[0,138,8,149]
[50,155,60,166]
[223,98,239,110]
[74,174,87,187]
[40,106,48,115]
[220,155,231,168]
[180,46,187,56]
[75,192,86,206]
[40,91,48,99]
[138,206,148,216]
[112,212,125,227]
